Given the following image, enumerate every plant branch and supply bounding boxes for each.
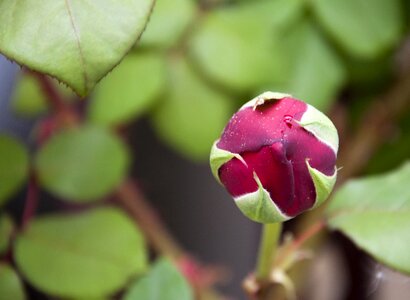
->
[116,179,184,259]
[116,179,225,299]
[21,173,39,229]
[337,72,410,183]
[276,220,325,268]
[32,72,79,127]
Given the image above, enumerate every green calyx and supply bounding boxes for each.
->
[209,142,288,223]
[299,103,339,208]
[209,141,244,184]
[235,173,289,223]
[298,104,339,154]
[307,161,337,209]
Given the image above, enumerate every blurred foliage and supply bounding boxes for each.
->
[276,20,346,109]
[35,126,129,202]
[365,111,410,174]
[11,0,407,162]
[89,53,166,126]
[0,263,26,300]
[14,207,147,298]
[12,74,76,117]
[189,0,296,93]
[139,0,196,48]
[311,0,403,59]
[0,214,14,255]
[151,56,233,160]
[123,258,193,300]
[0,136,29,206]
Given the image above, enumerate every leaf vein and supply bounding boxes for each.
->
[64,0,88,92]
[23,232,133,271]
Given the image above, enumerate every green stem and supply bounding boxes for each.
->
[256,222,282,281]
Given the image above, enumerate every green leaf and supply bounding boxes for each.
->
[235,173,289,223]
[311,0,404,59]
[0,263,26,300]
[0,0,155,96]
[89,53,166,126]
[123,258,193,300]
[275,21,345,110]
[151,57,232,161]
[0,214,14,255]
[12,74,48,116]
[326,162,410,274]
[0,135,29,206]
[35,126,129,202]
[189,0,303,92]
[14,207,147,298]
[12,74,76,117]
[140,0,196,48]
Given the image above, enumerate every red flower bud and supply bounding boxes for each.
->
[210,92,338,223]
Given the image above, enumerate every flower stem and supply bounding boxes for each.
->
[256,222,282,281]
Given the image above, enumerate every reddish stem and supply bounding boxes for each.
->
[116,180,225,296]
[276,220,325,267]
[116,179,184,259]
[32,72,79,126]
[21,174,39,229]
[290,220,325,252]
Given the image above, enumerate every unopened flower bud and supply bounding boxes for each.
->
[210,92,338,223]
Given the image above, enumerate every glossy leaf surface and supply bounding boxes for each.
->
[327,162,410,274]
[0,0,154,96]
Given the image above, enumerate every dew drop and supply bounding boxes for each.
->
[283,115,293,128]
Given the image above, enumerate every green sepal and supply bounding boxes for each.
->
[307,161,337,209]
[209,141,244,184]
[235,173,289,224]
[298,104,339,154]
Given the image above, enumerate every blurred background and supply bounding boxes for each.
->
[1,0,410,299]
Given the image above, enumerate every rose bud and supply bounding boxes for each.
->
[210,92,338,223]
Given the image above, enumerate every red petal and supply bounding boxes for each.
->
[217,97,306,153]
[219,143,294,214]
[281,125,336,215]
